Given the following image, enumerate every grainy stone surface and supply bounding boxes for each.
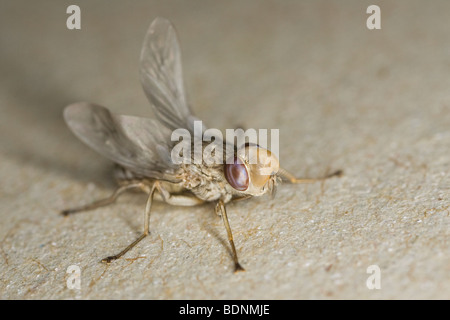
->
[0,0,448,299]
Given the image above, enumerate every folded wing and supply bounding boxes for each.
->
[64,102,179,181]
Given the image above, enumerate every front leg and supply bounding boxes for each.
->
[215,200,245,273]
[277,167,342,184]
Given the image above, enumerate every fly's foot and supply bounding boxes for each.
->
[234,263,245,273]
[101,256,119,264]
[61,210,71,216]
[328,169,343,178]
[61,208,78,216]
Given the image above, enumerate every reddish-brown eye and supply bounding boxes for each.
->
[224,158,249,191]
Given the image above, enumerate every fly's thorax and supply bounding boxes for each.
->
[177,162,233,202]
[224,145,279,196]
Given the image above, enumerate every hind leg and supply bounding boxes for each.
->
[61,182,151,216]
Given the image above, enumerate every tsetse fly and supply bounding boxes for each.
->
[62,17,342,272]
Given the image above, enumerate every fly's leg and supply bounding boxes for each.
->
[156,186,205,206]
[230,195,252,203]
[215,200,245,273]
[101,182,157,263]
[61,182,151,216]
[278,167,343,184]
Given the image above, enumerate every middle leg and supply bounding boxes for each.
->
[101,182,157,263]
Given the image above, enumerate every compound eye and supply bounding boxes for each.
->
[224,157,249,191]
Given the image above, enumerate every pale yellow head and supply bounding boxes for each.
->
[224,144,280,196]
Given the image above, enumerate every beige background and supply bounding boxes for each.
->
[0,0,448,299]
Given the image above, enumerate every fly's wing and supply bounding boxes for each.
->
[64,102,179,182]
[140,17,205,134]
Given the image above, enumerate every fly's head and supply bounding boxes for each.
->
[224,144,279,197]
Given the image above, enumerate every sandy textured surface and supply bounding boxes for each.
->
[0,0,449,299]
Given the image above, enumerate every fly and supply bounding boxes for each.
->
[62,17,342,272]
